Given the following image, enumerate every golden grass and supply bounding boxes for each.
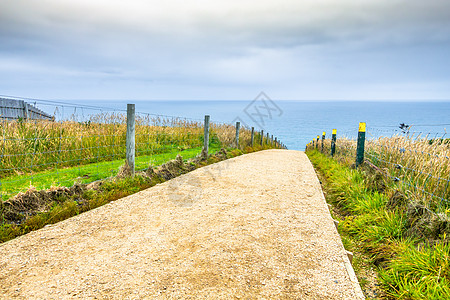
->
[365,135,450,208]
[0,114,253,178]
[309,134,450,211]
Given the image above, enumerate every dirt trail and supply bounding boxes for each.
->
[0,150,364,299]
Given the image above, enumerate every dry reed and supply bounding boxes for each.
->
[312,133,450,211]
[0,113,252,178]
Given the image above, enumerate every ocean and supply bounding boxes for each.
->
[38,100,450,151]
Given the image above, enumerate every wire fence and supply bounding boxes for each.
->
[306,123,450,213]
[0,98,281,201]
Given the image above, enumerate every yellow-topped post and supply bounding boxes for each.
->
[359,122,366,132]
[321,131,326,153]
[355,122,366,167]
[316,135,319,149]
[331,129,337,157]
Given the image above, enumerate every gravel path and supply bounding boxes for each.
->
[0,150,364,299]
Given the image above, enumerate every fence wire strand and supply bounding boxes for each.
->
[306,124,450,213]
[0,100,266,201]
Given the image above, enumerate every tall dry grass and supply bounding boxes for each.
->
[365,135,450,209]
[210,123,254,148]
[310,133,450,211]
[0,113,250,178]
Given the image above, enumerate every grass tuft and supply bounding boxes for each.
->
[307,149,450,299]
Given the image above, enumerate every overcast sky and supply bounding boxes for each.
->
[1,0,449,100]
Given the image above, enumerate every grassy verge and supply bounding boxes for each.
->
[0,145,221,201]
[0,145,274,244]
[307,149,450,299]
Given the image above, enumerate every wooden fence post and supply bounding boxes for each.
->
[316,135,319,149]
[251,127,255,147]
[21,100,29,120]
[355,122,366,167]
[235,121,240,149]
[261,130,264,145]
[126,104,135,176]
[203,115,210,153]
[331,129,337,157]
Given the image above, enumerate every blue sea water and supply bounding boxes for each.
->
[39,100,450,151]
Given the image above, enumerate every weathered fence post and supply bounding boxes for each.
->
[321,131,325,153]
[261,130,264,145]
[126,103,135,176]
[355,122,366,167]
[316,135,319,149]
[203,115,210,153]
[331,129,337,157]
[235,121,240,149]
[251,127,255,147]
[21,100,29,120]
[275,137,277,148]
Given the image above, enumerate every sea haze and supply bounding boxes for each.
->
[40,100,450,151]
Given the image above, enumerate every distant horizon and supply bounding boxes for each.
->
[1,94,450,103]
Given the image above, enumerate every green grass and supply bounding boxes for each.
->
[0,144,273,243]
[1,144,221,201]
[0,118,206,176]
[0,174,161,243]
[307,149,450,299]
[380,238,450,299]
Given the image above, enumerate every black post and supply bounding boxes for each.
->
[251,127,255,147]
[331,129,337,157]
[355,122,366,167]
[316,135,319,149]
[261,130,264,145]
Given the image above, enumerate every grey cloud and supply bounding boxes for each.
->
[0,0,449,100]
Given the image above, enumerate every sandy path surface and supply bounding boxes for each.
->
[0,150,364,299]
